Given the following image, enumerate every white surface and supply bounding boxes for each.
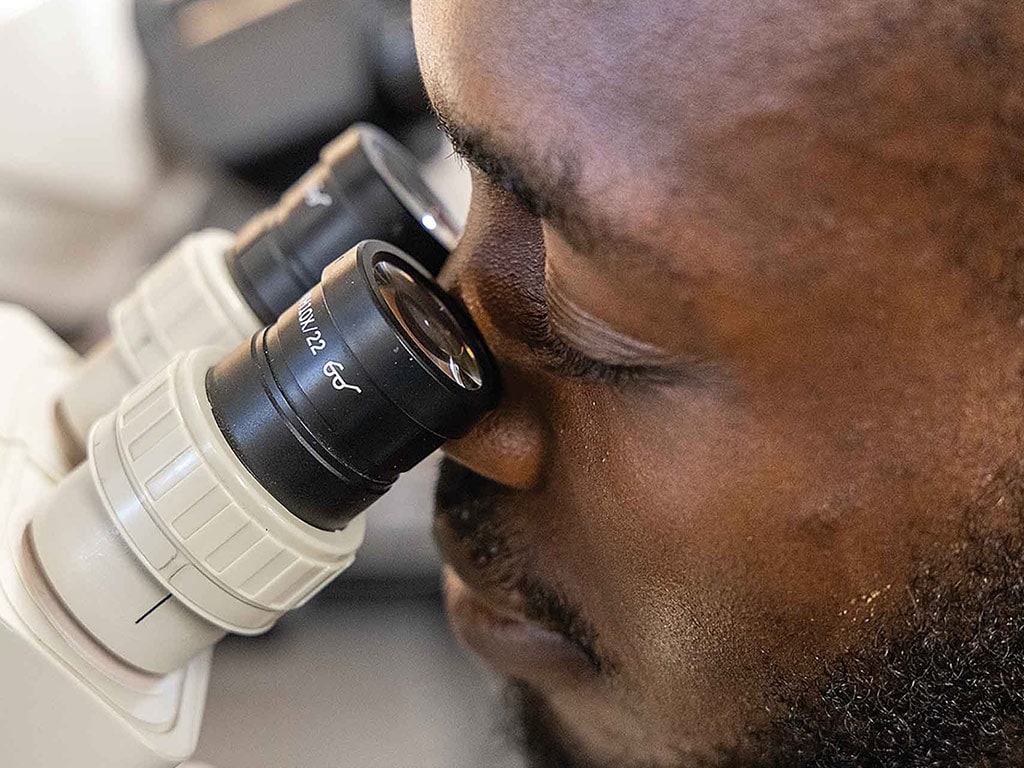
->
[194,598,524,768]
[0,0,153,209]
[0,0,210,330]
[0,168,210,331]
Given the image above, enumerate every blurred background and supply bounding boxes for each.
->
[0,1,524,765]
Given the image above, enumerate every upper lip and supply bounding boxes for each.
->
[432,514,529,620]
[435,515,604,686]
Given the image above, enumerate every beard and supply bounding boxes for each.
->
[498,458,1024,768]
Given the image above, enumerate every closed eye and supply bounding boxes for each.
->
[513,280,706,389]
[441,118,705,389]
[535,328,692,386]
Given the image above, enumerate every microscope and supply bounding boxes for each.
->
[0,125,498,767]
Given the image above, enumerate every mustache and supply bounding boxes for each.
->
[435,456,511,539]
[435,458,526,585]
[434,458,610,673]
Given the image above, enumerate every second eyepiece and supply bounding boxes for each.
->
[58,124,461,451]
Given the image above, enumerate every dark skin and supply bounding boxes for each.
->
[413,1,1024,764]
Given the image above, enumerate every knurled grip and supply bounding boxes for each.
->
[96,349,366,634]
[59,230,263,451]
[109,229,258,380]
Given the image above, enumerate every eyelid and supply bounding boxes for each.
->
[457,152,703,388]
[546,272,679,365]
[540,299,689,388]
[538,331,689,387]
[524,267,694,389]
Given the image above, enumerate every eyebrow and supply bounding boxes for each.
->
[432,104,621,254]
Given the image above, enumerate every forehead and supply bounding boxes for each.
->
[413,1,796,230]
[413,0,992,132]
[413,0,1016,268]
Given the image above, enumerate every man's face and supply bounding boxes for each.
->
[413,1,1024,764]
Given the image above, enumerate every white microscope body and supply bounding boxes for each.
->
[0,3,249,761]
[0,301,366,767]
[0,4,475,761]
[0,305,210,766]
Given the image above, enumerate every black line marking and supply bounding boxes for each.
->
[135,593,173,625]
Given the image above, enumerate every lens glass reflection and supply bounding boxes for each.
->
[365,134,462,251]
[373,260,483,390]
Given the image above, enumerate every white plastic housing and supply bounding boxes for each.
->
[0,304,211,768]
[36,348,366,674]
[60,229,260,447]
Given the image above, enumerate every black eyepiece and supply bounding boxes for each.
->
[372,259,484,391]
[226,124,462,324]
[206,241,498,531]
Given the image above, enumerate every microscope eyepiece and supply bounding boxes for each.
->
[33,243,498,674]
[372,258,483,391]
[361,130,461,251]
[206,240,498,532]
[58,123,464,452]
[227,124,460,324]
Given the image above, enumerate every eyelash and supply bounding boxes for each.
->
[541,325,682,386]
[456,158,683,388]
[511,276,680,388]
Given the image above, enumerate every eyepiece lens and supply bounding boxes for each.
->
[372,260,483,391]
[365,133,461,252]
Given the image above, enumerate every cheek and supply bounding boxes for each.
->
[530,377,948,727]
[528,385,813,736]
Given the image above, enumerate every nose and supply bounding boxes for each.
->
[444,366,547,489]
[440,240,549,490]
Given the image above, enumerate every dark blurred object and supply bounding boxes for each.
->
[135,0,437,195]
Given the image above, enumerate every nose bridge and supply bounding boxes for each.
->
[441,241,550,491]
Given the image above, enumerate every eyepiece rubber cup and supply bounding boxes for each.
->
[206,241,498,531]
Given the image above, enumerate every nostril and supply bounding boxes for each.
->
[433,458,519,582]
[436,455,511,507]
[435,458,509,535]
